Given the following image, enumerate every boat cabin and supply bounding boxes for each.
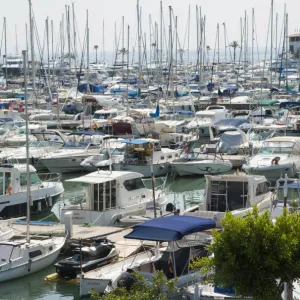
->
[61,170,153,225]
[0,164,41,196]
[204,174,271,212]
[120,138,179,165]
[92,108,118,121]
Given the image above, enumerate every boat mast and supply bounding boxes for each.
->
[187,5,190,63]
[72,2,77,71]
[169,6,174,103]
[122,16,125,79]
[199,8,203,91]
[4,17,7,85]
[25,23,29,65]
[285,12,288,89]
[29,0,35,97]
[51,20,54,86]
[15,24,18,54]
[66,5,72,86]
[217,23,220,69]
[137,0,141,100]
[270,0,273,99]
[86,10,90,94]
[126,25,130,115]
[196,6,199,91]
[102,19,105,62]
[46,17,50,89]
[275,12,278,59]
[251,8,254,84]
[223,23,227,65]
[22,49,31,243]
[160,1,163,84]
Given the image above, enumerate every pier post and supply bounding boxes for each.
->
[64,211,73,239]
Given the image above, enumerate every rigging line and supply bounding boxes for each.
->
[276,13,285,63]
[182,7,190,52]
[260,2,272,97]
[236,19,244,87]
[111,22,123,78]
[210,24,219,84]
[131,29,138,65]
[254,12,260,64]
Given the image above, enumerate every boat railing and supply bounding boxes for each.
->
[38,172,62,183]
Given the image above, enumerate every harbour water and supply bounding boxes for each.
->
[0,173,206,300]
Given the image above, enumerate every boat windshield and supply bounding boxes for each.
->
[64,135,93,148]
[196,115,214,123]
[258,141,295,155]
[93,113,111,120]
[27,141,56,148]
[112,147,125,155]
[20,172,42,186]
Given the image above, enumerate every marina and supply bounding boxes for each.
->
[0,0,300,298]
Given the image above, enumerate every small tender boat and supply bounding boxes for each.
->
[0,235,66,282]
[55,238,119,279]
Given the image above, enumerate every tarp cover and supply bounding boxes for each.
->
[124,215,216,242]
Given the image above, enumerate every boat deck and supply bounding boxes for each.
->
[195,154,247,168]
[8,222,151,258]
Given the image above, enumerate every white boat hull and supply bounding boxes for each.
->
[0,237,65,282]
[184,196,272,227]
[242,163,296,182]
[172,160,233,176]
[113,163,171,177]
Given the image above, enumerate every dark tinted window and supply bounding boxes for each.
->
[29,250,43,259]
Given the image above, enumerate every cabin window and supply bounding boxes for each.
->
[0,245,13,261]
[20,173,41,186]
[256,182,269,196]
[10,246,21,260]
[160,156,165,160]
[93,180,117,211]
[0,172,12,195]
[30,173,41,185]
[20,173,27,186]
[29,250,43,259]
[123,178,145,191]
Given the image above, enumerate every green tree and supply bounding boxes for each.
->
[191,206,300,300]
[94,45,99,63]
[229,41,239,64]
[91,270,178,300]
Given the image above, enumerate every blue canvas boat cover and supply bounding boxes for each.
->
[124,215,216,242]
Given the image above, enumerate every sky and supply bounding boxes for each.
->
[0,0,299,62]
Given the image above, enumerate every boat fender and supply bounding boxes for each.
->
[166,203,176,212]
[28,259,32,272]
[271,157,280,165]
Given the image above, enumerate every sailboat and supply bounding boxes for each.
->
[0,49,66,283]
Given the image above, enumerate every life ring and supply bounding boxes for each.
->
[271,157,279,165]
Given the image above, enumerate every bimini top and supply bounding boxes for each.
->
[124,215,216,242]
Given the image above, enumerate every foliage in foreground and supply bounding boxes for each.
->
[91,270,178,300]
[191,206,300,300]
